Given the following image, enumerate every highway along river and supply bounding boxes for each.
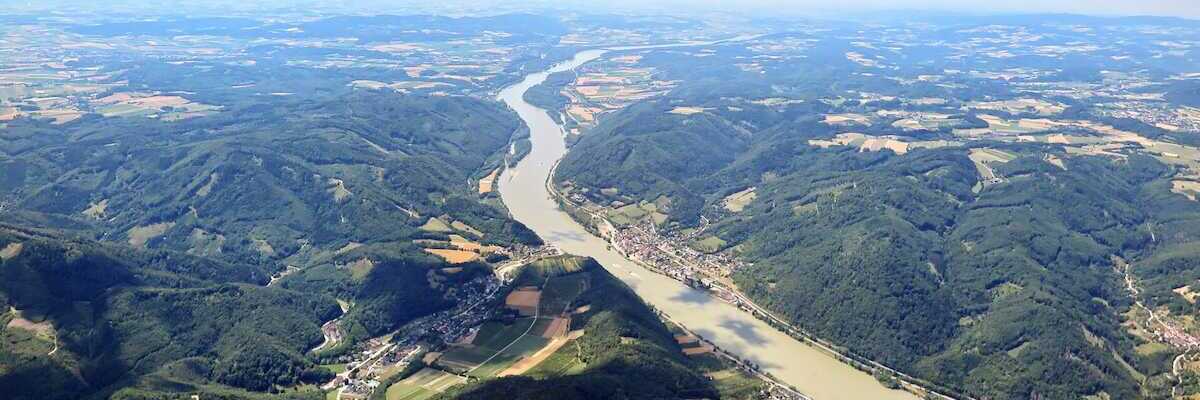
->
[497,46,917,400]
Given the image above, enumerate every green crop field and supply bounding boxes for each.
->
[467,334,550,378]
[524,346,587,378]
[438,318,536,370]
[386,381,436,400]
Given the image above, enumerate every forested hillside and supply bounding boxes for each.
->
[0,226,338,399]
[552,21,1200,398]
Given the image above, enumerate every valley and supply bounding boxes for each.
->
[3,5,1200,400]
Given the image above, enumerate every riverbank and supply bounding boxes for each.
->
[496,43,921,400]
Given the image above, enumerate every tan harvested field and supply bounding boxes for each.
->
[128,222,174,247]
[723,187,757,213]
[81,199,109,219]
[861,137,910,154]
[404,66,428,78]
[683,344,715,355]
[425,249,480,264]
[807,132,947,155]
[0,242,23,260]
[574,86,601,96]
[822,113,872,126]
[891,118,924,130]
[675,334,700,345]
[506,287,541,316]
[497,336,569,377]
[0,107,17,121]
[95,92,216,118]
[566,105,598,123]
[448,234,501,254]
[33,109,82,124]
[478,168,500,194]
[668,106,708,115]
[537,317,571,339]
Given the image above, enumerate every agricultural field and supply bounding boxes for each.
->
[505,287,541,316]
[606,201,667,227]
[808,132,958,155]
[437,318,538,373]
[722,187,756,213]
[690,236,728,254]
[386,368,466,400]
[823,113,873,126]
[554,54,677,135]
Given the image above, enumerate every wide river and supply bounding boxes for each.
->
[497,46,917,400]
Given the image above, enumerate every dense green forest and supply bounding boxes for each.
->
[0,226,337,399]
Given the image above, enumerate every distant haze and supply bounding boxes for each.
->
[586,0,1200,18]
[2,0,1197,19]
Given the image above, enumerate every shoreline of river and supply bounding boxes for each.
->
[496,43,923,400]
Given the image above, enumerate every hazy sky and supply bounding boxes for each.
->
[3,0,1198,19]
[585,0,1200,18]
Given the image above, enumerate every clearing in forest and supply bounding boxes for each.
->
[723,187,757,212]
[424,249,480,264]
[0,242,23,260]
[419,217,453,233]
[1173,180,1200,201]
[668,106,708,115]
[127,222,175,247]
[478,168,500,194]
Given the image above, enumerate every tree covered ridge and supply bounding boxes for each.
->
[0,227,338,399]
[556,92,1200,398]
[2,91,538,270]
[0,90,542,398]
